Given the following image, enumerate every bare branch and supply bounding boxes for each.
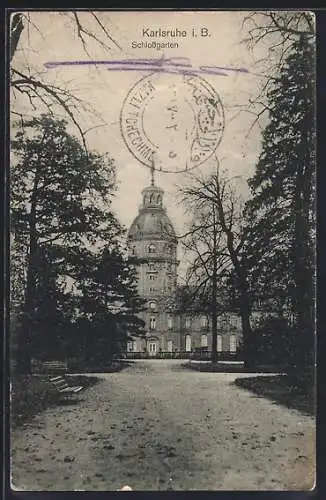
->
[11,68,88,153]
[90,12,122,51]
[239,11,315,132]
[10,11,122,151]
[10,13,24,61]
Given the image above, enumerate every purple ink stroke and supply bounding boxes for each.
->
[44,55,249,77]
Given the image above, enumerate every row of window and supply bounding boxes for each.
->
[148,273,174,280]
[185,334,237,352]
[185,316,209,328]
[131,244,174,255]
[147,264,173,272]
[143,193,162,205]
[148,315,209,330]
[148,286,172,293]
[127,335,237,353]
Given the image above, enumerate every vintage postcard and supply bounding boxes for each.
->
[9,10,316,491]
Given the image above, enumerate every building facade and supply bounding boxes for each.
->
[127,179,242,357]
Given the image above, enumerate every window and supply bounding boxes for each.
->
[149,274,155,281]
[148,244,156,254]
[230,335,237,353]
[131,246,136,255]
[201,334,208,348]
[148,342,157,353]
[232,316,241,329]
[127,341,133,352]
[222,315,230,328]
[185,317,191,329]
[185,334,192,352]
[149,301,157,310]
[201,316,209,328]
[150,316,156,330]
[167,316,173,330]
[167,340,173,352]
[217,335,222,352]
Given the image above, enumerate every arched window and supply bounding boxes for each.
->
[230,335,237,353]
[148,244,156,254]
[201,316,209,328]
[148,341,157,354]
[185,334,192,352]
[217,335,222,352]
[201,334,208,348]
[149,301,157,310]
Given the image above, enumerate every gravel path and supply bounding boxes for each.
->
[11,360,315,491]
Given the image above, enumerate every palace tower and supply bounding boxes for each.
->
[127,172,179,354]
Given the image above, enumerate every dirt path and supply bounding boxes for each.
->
[11,360,315,491]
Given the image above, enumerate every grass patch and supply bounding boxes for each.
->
[10,374,99,428]
[69,360,131,373]
[234,375,315,416]
[182,361,245,373]
[181,361,282,373]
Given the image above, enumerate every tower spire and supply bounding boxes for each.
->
[150,154,155,186]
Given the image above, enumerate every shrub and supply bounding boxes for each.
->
[11,374,100,427]
[252,316,294,367]
[10,375,58,427]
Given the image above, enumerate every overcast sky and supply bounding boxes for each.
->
[12,11,274,246]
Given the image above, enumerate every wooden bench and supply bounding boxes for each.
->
[42,361,68,373]
[50,376,83,396]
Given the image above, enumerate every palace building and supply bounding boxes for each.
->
[126,174,242,357]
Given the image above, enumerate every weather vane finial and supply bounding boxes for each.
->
[150,153,155,186]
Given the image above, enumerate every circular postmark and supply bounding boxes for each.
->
[120,72,224,173]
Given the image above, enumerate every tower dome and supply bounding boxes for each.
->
[127,172,178,300]
[128,184,176,242]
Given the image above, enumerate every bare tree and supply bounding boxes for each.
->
[243,11,314,47]
[180,165,254,367]
[180,196,230,363]
[10,11,122,149]
[230,11,315,135]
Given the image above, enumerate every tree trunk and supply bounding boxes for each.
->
[16,243,37,374]
[10,13,24,61]
[211,206,218,364]
[239,293,254,369]
[214,178,254,369]
[211,289,218,364]
[233,262,254,369]
[292,156,315,379]
[16,168,41,374]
